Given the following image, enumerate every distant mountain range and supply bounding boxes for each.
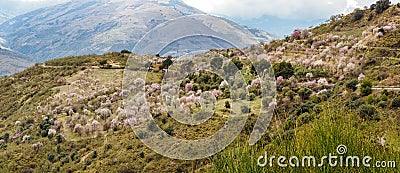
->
[0,11,14,24]
[0,0,274,62]
[0,47,33,77]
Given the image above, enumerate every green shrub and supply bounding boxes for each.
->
[48,154,56,162]
[232,60,244,70]
[298,88,313,100]
[346,79,359,91]
[377,101,387,108]
[360,79,372,96]
[273,62,294,78]
[225,101,231,109]
[92,151,97,159]
[359,105,379,121]
[241,106,251,114]
[348,99,366,109]
[165,125,174,135]
[296,101,316,115]
[391,97,400,108]
[248,93,256,101]
[375,0,391,14]
[298,112,315,125]
[284,120,296,130]
[380,94,388,101]
[353,9,364,21]
[211,57,224,70]
[366,95,375,104]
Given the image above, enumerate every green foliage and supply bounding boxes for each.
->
[120,49,132,54]
[273,62,294,78]
[210,57,224,70]
[380,94,388,101]
[360,79,373,96]
[240,105,250,114]
[375,0,391,14]
[213,104,399,173]
[346,79,359,91]
[99,60,108,66]
[366,95,375,104]
[225,101,231,109]
[284,120,296,130]
[48,154,56,163]
[164,125,174,135]
[294,66,311,77]
[353,9,364,21]
[298,88,313,100]
[92,150,98,159]
[56,135,63,143]
[391,97,400,108]
[377,101,387,108]
[232,60,244,70]
[298,112,315,125]
[359,105,379,120]
[162,57,173,69]
[296,101,316,115]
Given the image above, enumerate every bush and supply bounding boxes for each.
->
[353,9,364,21]
[225,101,231,109]
[359,105,379,120]
[366,95,375,104]
[162,57,173,69]
[165,125,174,135]
[298,112,314,125]
[241,106,251,114]
[211,57,224,70]
[381,94,388,101]
[360,79,372,96]
[346,79,359,91]
[48,154,56,162]
[121,50,131,54]
[273,62,294,79]
[377,101,387,108]
[92,151,97,159]
[296,101,316,115]
[298,88,313,100]
[284,120,296,130]
[391,97,400,108]
[375,0,391,14]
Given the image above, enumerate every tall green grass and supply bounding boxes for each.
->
[212,102,400,172]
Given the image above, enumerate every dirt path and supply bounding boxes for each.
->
[372,86,400,91]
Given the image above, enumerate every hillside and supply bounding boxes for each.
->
[0,2,399,173]
[0,48,34,77]
[0,11,14,24]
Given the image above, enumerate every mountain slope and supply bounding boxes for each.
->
[0,48,34,77]
[0,11,14,24]
[0,0,202,62]
[0,0,274,62]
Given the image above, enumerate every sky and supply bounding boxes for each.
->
[1,0,399,36]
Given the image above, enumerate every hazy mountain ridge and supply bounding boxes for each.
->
[0,11,14,24]
[0,0,274,62]
[0,48,34,77]
[0,0,203,61]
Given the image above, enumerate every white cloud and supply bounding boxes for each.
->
[183,0,400,20]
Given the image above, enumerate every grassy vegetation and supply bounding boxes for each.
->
[213,101,400,172]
